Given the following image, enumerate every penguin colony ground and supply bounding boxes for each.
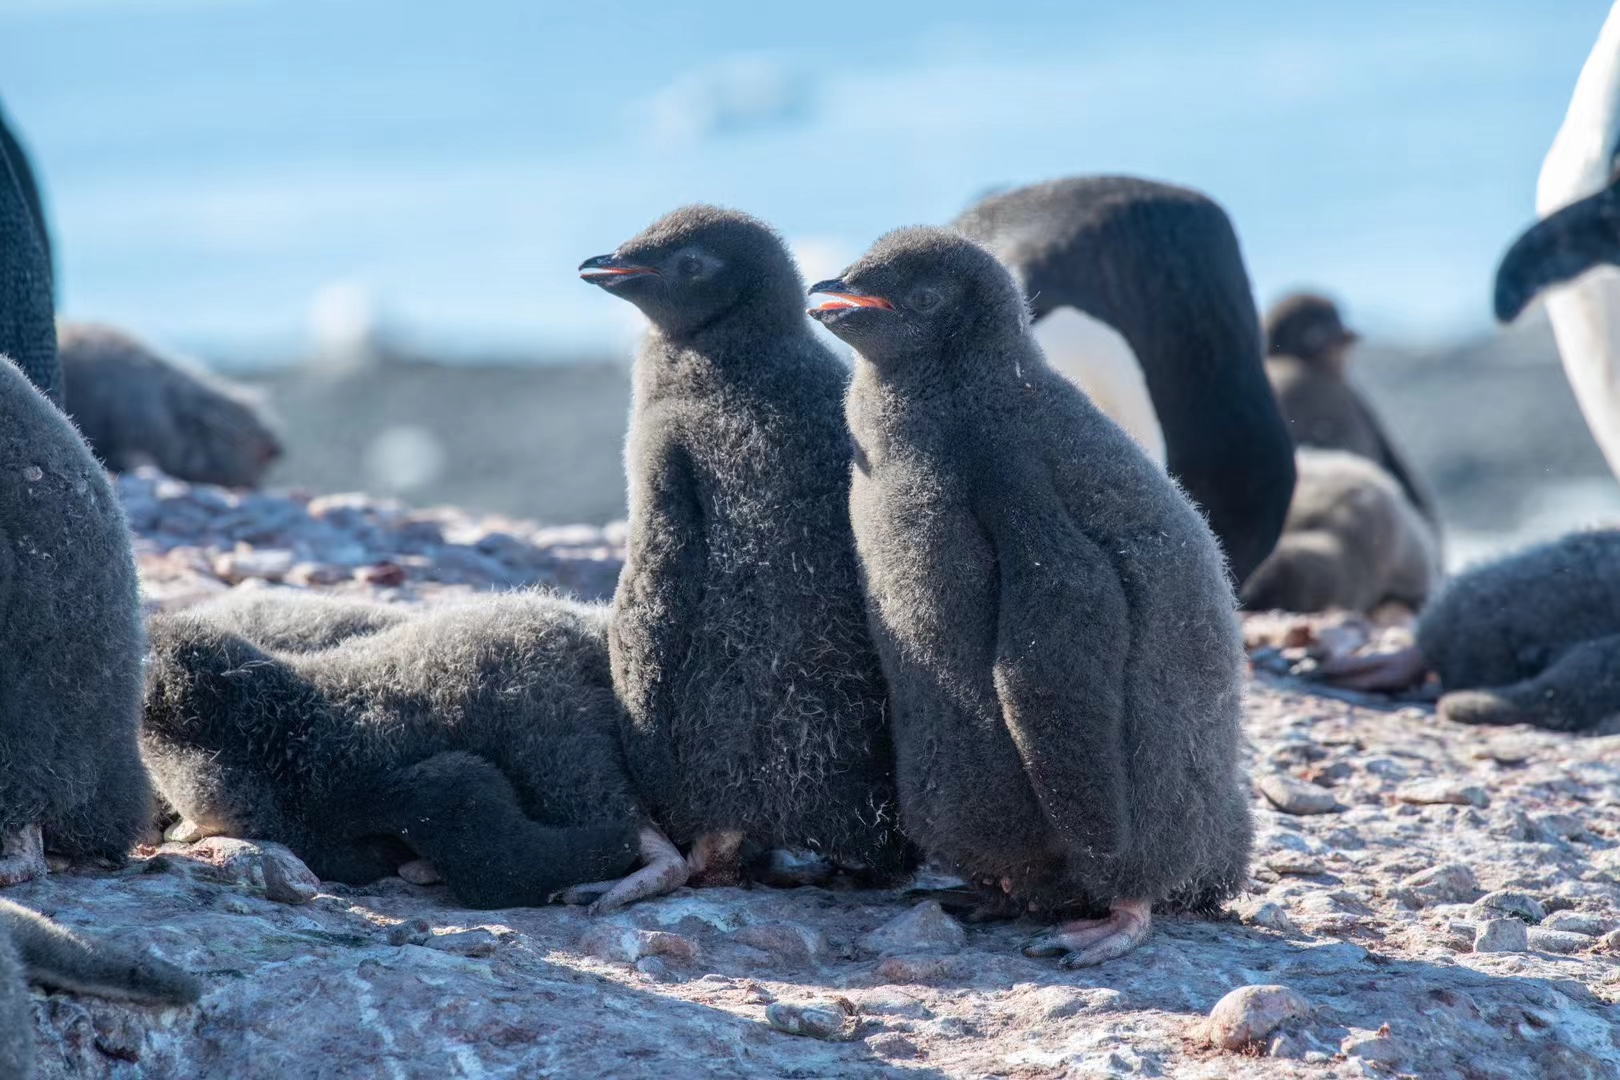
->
[956,176,1297,586]
[815,227,1252,967]
[58,322,283,488]
[1240,448,1439,615]
[141,591,681,911]
[1262,293,1437,525]
[580,205,909,885]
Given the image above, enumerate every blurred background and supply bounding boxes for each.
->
[1,0,1615,562]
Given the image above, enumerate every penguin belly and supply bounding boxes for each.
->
[1032,306,1166,466]
[1545,270,1620,480]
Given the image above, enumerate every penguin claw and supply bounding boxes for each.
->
[0,824,47,887]
[1024,899,1152,967]
[567,826,690,915]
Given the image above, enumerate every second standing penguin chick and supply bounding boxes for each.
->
[579,205,908,885]
[814,227,1252,968]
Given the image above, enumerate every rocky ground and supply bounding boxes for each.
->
[19,473,1620,1079]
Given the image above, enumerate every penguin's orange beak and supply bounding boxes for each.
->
[579,253,660,284]
[807,279,893,312]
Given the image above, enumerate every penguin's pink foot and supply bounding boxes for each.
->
[684,829,745,888]
[560,827,689,914]
[1022,898,1152,968]
[0,824,47,886]
[1315,643,1428,692]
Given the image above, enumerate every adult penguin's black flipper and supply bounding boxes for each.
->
[1495,174,1620,324]
[956,176,1295,585]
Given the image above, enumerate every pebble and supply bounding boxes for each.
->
[1470,890,1546,925]
[1474,919,1528,953]
[1198,985,1310,1050]
[425,929,500,958]
[1527,928,1594,955]
[1598,929,1620,952]
[858,901,966,958]
[1342,1030,1406,1067]
[1399,863,1479,906]
[581,926,700,965]
[387,919,433,947]
[1258,774,1343,815]
[1236,901,1300,935]
[732,922,828,968]
[634,957,672,981]
[764,1000,855,1041]
[261,848,320,905]
[1397,780,1490,808]
[1264,851,1325,876]
[1542,911,1614,936]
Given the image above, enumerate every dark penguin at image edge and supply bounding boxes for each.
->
[141,591,685,913]
[0,103,58,404]
[955,176,1295,586]
[580,204,910,884]
[812,225,1252,968]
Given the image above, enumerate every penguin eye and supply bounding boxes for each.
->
[677,255,704,278]
[908,287,942,313]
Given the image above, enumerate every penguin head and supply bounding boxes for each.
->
[579,204,804,341]
[1264,293,1357,373]
[808,226,1028,369]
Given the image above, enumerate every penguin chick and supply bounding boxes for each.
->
[1240,448,1439,614]
[0,355,151,874]
[179,588,412,653]
[58,323,282,488]
[1413,528,1620,733]
[1263,293,1436,525]
[0,898,201,1080]
[956,176,1295,585]
[142,591,675,911]
[579,205,908,885]
[816,226,1252,968]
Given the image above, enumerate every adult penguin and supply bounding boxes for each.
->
[1494,2,1620,475]
[956,176,1296,585]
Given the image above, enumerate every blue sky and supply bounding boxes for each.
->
[0,0,1610,360]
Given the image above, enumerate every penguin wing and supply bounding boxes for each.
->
[0,899,200,1005]
[979,495,1133,856]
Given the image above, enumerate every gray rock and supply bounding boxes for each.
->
[1527,928,1594,955]
[864,1031,919,1059]
[1471,890,1546,925]
[1258,774,1343,815]
[764,1001,854,1040]
[859,901,966,958]
[1236,901,1300,935]
[1542,911,1614,936]
[1397,780,1490,808]
[1474,919,1528,953]
[424,929,500,958]
[1399,863,1480,906]
[732,922,828,968]
[1198,985,1310,1050]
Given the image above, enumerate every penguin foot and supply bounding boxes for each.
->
[0,824,47,887]
[1022,898,1151,968]
[561,827,689,914]
[1315,643,1428,692]
[397,859,445,886]
[1435,690,1529,727]
[685,829,745,888]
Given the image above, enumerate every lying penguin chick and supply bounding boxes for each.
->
[142,592,684,912]
[181,589,413,653]
[1240,448,1439,614]
[58,323,282,487]
[1264,293,1437,526]
[0,350,152,882]
[0,898,201,1080]
[816,227,1252,968]
[579,205,909,886]
[1407,528,1620,733]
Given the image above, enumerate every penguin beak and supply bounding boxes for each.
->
[579,253,661,287]
[806,279,894,317]
[1494,177,1620,322]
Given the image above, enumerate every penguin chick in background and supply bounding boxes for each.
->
[1240,448,1439,615]
[816,226,1252,967]
[579,205,909,886]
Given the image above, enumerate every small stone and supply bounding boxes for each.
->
[1268,1033,1311,1060]
[386,919,433,947]
[1236,901,1300,935]
[1396,780,1489,808]
[634,956,671,981]
[218,896,255,915]
[1473,918,1528,953]
[1265,851,1324,876]
[732,922,828,968]
[1342,1031,1406,1067]
[1542,911,1613,936]
[582,926,701,965]
[397,859,444,886]
[1258,774,1342,815]
[765,1000,855,1041]
[213,548,295,583]
[164,819,217,844]
[858,901,966,957]
[425,929,499,957]
[285,562,351,587]
[261,848,320,905]
[1470,890,1546,925]
[1596,928,1620,951]
[1444,922,1479,950]
[1527,928,1594,955]
[1198,985,1310,1050]
[356,561,408,587]
[873,956,960,984]
[1399,863,1479,906]
[864,1031,919,1059]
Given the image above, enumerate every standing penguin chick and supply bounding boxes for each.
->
[579,205,907,884]
[0,898,201,1079]
[1240,448,1439,614]
[816,227,1252,967]
[142,592,676,911]
[58,323,283,488]
[1263,293,1437,525]
[0,146,149,879]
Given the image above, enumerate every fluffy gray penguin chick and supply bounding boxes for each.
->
[0,151,150,878]
[0,898,201,1079]
[141,591,679,912]
[815,225,1252,967]
[1241,448,1439,614]
[579,205,909,885]
[58,323,283,487]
